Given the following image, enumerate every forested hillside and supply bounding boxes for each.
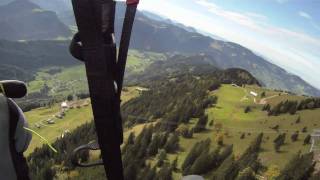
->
[0,39,78,81]
[26,68,320,179]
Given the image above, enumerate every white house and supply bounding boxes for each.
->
[61,101,69,109]
[250,91,258,97]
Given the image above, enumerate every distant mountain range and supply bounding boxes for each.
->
[0,0,71,40]
[0,0,319,97]
[115,5,320,96]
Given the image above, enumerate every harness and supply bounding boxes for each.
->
[69,0,139,179]
[0,95,30,180]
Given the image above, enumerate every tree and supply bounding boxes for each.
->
[302,127,307,133]
[164,133,180,153]
[244,106,251,113]
[194,115,209,133]
[156,166,173,180]
[211,154,238,180]
[67,95,73,101]
[295,116,301,124]
[209,120,214,126]
[127,132,135,145]
[187,129,194,138]
[240,133,245,139]
[189,145,211,175]
[262,104,271,111]
[182,139,211,173]
[236,134,263,174]
[277,152,315,180]
[124,163,137,180]
[289,103,297,115]
[291,132,299,142]
[156,150,167,167]
[303,135,311,145]
[145,166,157,180]
[274,133,286,152]
[148,133,161,156]
[171,157,178,172]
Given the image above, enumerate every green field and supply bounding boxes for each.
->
[25,74,320,179]
[183,84,318,169]
[24,86,141,155]
[110,84,319,180]
[27,50,165,97]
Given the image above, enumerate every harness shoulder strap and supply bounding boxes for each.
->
[8,99,30,180]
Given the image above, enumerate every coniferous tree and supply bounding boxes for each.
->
[187,128,194,138]
[164,133,180,153]
[194,115,209,133]
[277,152,315,180]
[156,150,167,167]
[211,154,238,180]
[127,132,135,145]
[159,132,170,148]
[291,132,299,142]
[156,166,173,180]
[289,102,297,115]
[274,133,286,152]
[189,144,211,175]
[295,116,301,124]
[182,139,211,173]
[145,166,157,180]
[124,163,137,180]
[244,106,251,113]
[303,135,311,145]
[147,133,161,156]
[171,157,178,172]
[236,133,263,174]
[302,127,308,133]
[209,120,214,126]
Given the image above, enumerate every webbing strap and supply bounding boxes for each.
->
[71,0,124,179]
[116,2,138,97]
[70,0,139,179]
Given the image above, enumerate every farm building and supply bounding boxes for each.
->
[250,91,258,97]
[61,101,69,109]
[135,87,149,93]
[46,119,55,124]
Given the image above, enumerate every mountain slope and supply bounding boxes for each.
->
[0,0,71,40]
[0,39,78,81]
[118,12,319,96]
[129,54,261,87]
[99,3,319,97]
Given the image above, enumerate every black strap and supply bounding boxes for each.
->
[8,99,30,180]
[71,0,123,179]
[116,3,138,97]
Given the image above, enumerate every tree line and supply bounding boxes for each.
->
[263,98,320,116]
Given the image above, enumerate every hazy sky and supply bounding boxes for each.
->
[137,0,320,89]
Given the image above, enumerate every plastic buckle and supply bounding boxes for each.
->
[126,0,139,5]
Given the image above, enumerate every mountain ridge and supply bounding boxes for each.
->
[116,8,320,97]
[0,0,319,97]
[0,0,71,41]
